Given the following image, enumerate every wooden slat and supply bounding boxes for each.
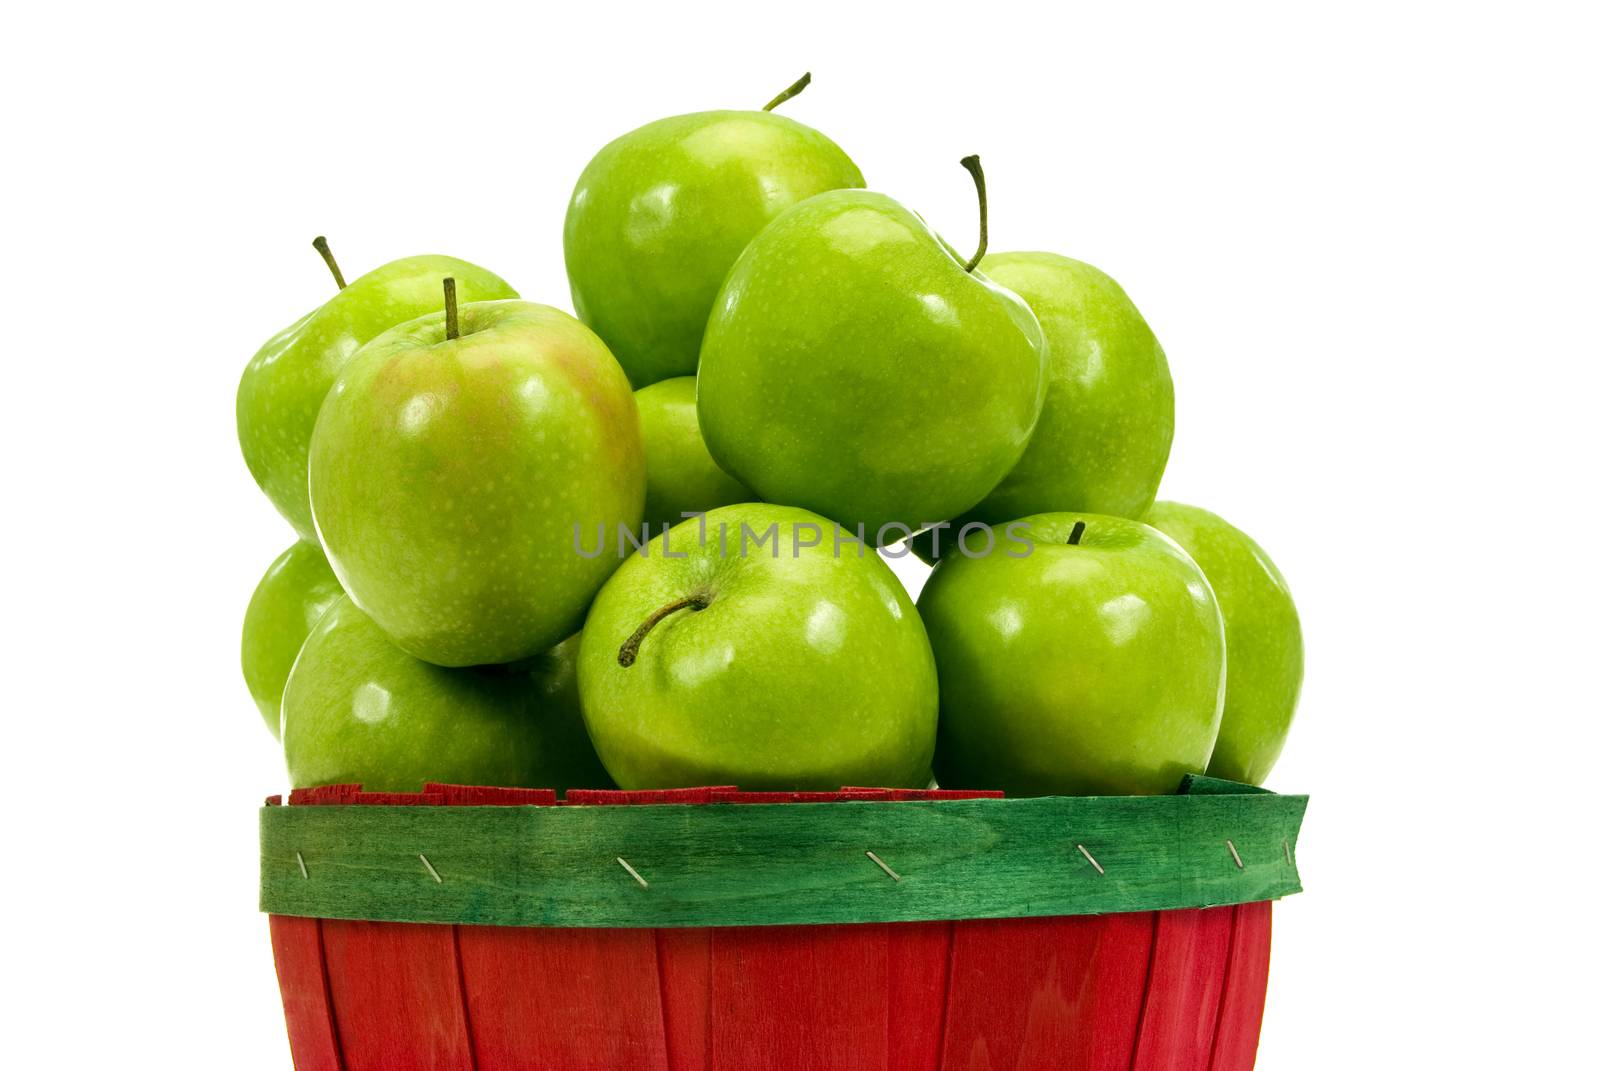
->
[940,912,1155,1070]
[319,920,474,1071]
[427,782,559,806]
[318,787,473,1070]
[657,927,713,1071]
[1207,901,1272,1071]
[579,785,724,1071]
[289,784,364,806]
[709,923,889,1071]
[262,793,1308,928]
[707,788,899,804]
[457,925,669,1070]
[565,786,736,806]
[1130,907,1236,1071]
[886,921,954,1071]
[268,915,343,1071]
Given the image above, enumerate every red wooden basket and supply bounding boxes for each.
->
[262,782,1303,1070]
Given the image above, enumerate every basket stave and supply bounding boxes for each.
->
[270,906,1271,1070]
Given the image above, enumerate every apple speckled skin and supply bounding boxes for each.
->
[1145,501,1302,785]
[309,300,645,667]
[697,191,1047,544]
[577,504,938,790]
[283,598,612,793]
[975,253,1174,521]
[564,109,863,387]
[636,376,753,535]
[241,540,344,738]
[907,252,1174,564]
[237,255,517,539]
[919,512,1225,797]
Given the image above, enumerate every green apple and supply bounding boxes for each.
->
[309,295,645,667]
[564,73,863,386]
[636,376,753,535]
[698,160,1047,544]
[918,512,1224,796]
[972,253,1174,520]
[237,238,517,539]
[283,597,611,792]
[241,540,343,738]
[577,503,937,790]
[1144,502,1302,785]
[909,252,1173,564]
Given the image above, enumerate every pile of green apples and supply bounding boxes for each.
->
[238,75,1303,798]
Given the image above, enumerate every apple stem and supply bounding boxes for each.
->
[1067,520,1086,545]
[762,71,812,112]
[443,277,459,340]
[312,236,346,290]
[959,156,988,272]
[618,593,713,667]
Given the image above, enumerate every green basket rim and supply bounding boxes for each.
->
[259,776,1307,928]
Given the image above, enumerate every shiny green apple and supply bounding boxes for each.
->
[237,238,516,539]
[577,503,937,790]
[564,74,863,386]
[240,540,343,738]
[910,252,1173,564]
[1145,502,1302,784]
[282,597,611,792]
[972,252,1173,520]
[636,376,753,535]
[698,163,1047,544]
[919,512,1224,796]
[309,297,645,667]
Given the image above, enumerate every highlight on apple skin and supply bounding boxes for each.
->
[918,512,1226,797]
[696,166,1047,544]
[236,239,517,540]
[241,539,344,739]
[283,598,612,794]
[564,73,863,387]
[576,504,939,792]
[308,299,645,669]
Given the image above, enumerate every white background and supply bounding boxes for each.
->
[4,2,1596,1066]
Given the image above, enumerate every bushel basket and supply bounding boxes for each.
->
[260,776,1307,1070]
